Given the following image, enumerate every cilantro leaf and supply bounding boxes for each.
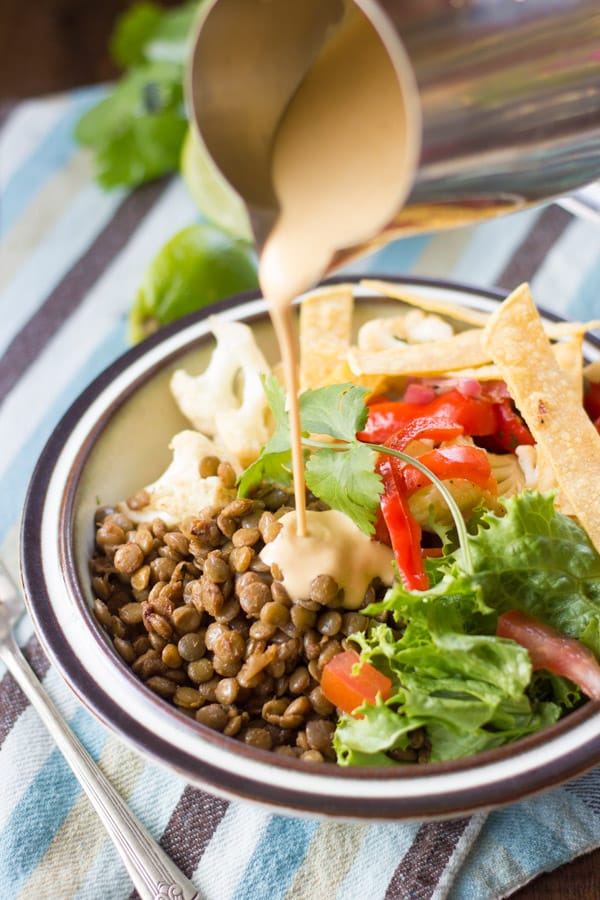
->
[110,2,163,67]
[142,1,201,64]
[76,2,203,190]
[238,450,293,497]
[238,380,382,533]
[305,443,382,534]
[300,383,369,442]
[260,374,290,445]
[110,1,200,68]
[75,63,186,188]
[238,375,293,497]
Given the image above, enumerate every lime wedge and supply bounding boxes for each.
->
[128,223,259,342]
[180,126,253,242]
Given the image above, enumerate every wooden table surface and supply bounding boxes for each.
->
[1,2,599,897]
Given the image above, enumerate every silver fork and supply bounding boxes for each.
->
[0,560,199,900]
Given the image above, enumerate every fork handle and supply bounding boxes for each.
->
[0,634,200,900]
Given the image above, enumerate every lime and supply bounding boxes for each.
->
[128,222,259,342]
[180,126,253,242]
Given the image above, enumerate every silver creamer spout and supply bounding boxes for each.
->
[188,0,600,267]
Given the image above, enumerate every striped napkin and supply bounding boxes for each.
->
[2,86,600,900]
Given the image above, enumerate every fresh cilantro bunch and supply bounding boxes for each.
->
[239,377,383,534]
[75,2,202,189]
[334,491,600,764]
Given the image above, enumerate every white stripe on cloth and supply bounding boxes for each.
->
[284,821,369,900]
[73,760,186,900]
[0,150,96,294]
[191,801,271,900]
[0,177,196,485]
[430,812,488,900]
[0,667,80,832]
[16,735,147,900]
[0,172,125,358]
[334,822,421,899]
[530,216,600,318]
[0,95,68,190]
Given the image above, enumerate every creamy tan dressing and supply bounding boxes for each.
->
[260,509,394,608]
[258,8,414,576]
[259,9,412,536]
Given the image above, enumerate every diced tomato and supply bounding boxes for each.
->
[584,382,600,422]
[320,648,392,715]
[422,547,444,558]
[358,389,497,443]
[493,401,535,451]
[400,445,494,497]
[497,610,600,701]
[403,383,437,404]
[479,379,512,402]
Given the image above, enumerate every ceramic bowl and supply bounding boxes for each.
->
[20,276,600,820]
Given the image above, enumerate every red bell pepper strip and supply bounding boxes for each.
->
[320,648,392,715]
[497,610,600,701]
[358,389,497,444]
[400,445,495,497]
[384,417,464,454]
[377,453,429,591]
[376,418,464,590]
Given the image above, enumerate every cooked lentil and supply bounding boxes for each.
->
[90,480,426,764]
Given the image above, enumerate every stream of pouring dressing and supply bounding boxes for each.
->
[257,9,416,600]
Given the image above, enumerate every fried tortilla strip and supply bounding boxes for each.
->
[437,340,583,384]
[552,336,584,400]
[535,337,583,514]
[483,283,600,550]
[348,328,487,376]
[361,279,490,327]
[361,279,600,338]
[437,364,502,381]
[299,285,354,390]
[545,319,600,338]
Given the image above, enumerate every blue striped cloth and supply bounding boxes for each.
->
[2,86,600,900]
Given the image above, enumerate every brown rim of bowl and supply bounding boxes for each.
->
[20,275,600,819]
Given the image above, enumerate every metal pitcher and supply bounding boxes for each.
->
[187,0,600,267]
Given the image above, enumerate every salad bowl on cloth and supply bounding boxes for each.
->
[20,276,600,821]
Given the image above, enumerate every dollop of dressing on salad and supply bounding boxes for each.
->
[260,509,394,609]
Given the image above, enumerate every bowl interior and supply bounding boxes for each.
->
[22,279,600,820]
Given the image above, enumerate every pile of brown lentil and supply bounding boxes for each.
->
[90,456,429,764]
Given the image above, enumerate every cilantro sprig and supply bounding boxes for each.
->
[239,378,381,534]
[75,1,201,189]
[239,378,472,557]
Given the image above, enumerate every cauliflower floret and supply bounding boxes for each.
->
[357,317,408,351]
[357,310,453,352]
[170,317,272,467]
[403,309,454,343]
[515,444,574,515]
[119,430,239,526]
[515,445,539,489]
